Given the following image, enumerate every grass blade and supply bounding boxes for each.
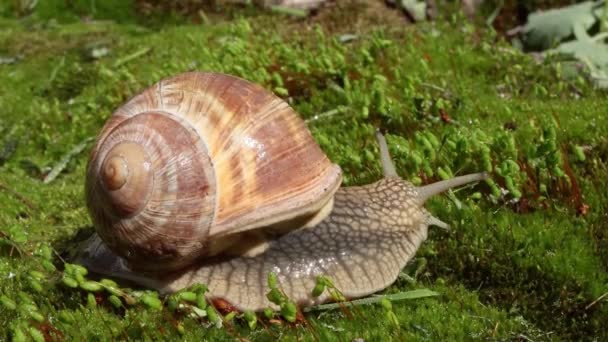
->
[303,289,440,312]
[113,47,152,68]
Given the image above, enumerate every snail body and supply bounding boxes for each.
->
[78,72,486,311]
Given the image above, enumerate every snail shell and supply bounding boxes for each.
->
[85,72,342,272]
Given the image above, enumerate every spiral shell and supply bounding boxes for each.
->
[85,72,342,272]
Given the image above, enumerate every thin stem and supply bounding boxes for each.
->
[585,291,608,310]
[305,106,349,123]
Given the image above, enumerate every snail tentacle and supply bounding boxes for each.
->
[415,172,488,203]
[375,130,399,178]
[427,215,450,230]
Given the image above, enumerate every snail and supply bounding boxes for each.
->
[76,71,487,311]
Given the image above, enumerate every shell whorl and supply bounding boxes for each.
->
[86,111,216,271]
[86,72,342,272]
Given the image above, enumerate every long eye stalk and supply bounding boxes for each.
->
[416,172,488,203]
[375,129,488,203]
[375,130,399,178]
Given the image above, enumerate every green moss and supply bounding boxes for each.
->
[1,5,607,341]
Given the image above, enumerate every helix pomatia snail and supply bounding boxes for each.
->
[76,71,487,311]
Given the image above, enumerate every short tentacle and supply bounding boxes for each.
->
[427,215,450,229]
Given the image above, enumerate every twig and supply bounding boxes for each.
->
[491,321,500,337]
[585,291,608,310]
[198,9,209,25]
[53,246,67,264]
[43,137,94,184]
[113,47,152,68]
[419,82,448,94]
[305,107,349,123]
[0,180,37,210]
[0,231,24,257]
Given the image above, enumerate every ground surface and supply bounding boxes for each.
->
[0,1,607,341]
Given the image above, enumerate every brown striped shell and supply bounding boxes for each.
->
[85,72,342,272]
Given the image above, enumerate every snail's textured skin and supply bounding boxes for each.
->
[78,177,433,311]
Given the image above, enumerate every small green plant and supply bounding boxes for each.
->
[0,225,27,256]
[311,275,346,303]
[10,0,37,17]
[265,272,298,323]
[1,291,46,341]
